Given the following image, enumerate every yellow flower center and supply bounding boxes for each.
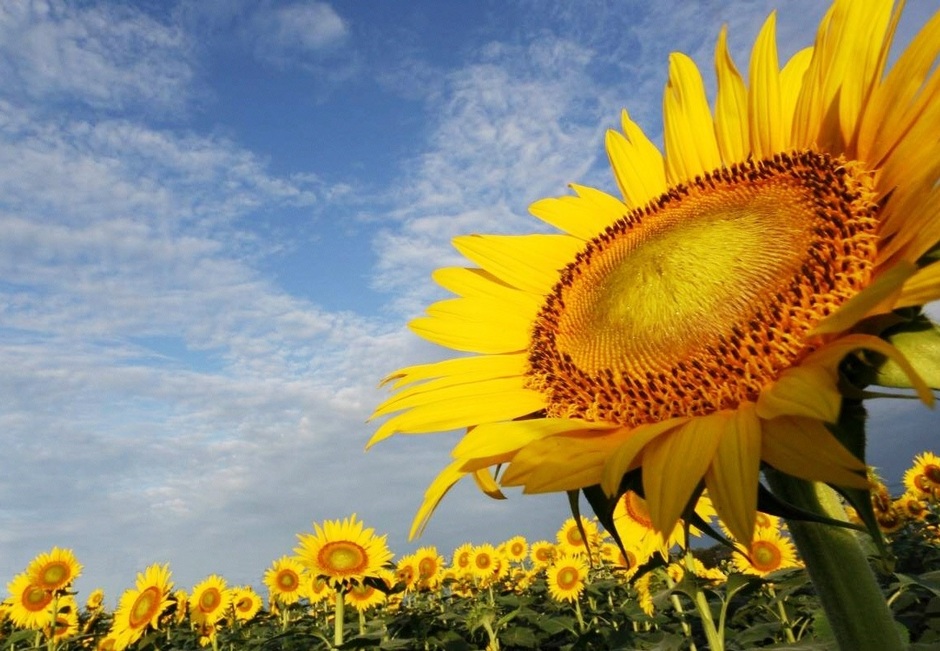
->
[318,541,368,575]
[235,597,253,613]
[556,566,581,590]
[924,464,940,485]
[198,588,221,613]
[418,557,437,579]
[750,540,783,573]
[565,526,585,547]
[276,569,299,592]
[510,542,525,557]
[129,587,161,629]
[475,553,492,570]
[23,584,51,612]
[37,562,70,590]
[528,151,878,426]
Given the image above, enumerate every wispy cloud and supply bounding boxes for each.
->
[0,1,193,114]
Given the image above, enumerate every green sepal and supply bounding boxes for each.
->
[580,484,628,564]
[566,489,596,567]
[756,483,864,533]
[862,314,940,390]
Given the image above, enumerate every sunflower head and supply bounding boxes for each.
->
[371,0,940,550]
[26,547,82,593]
[294,514,394,588]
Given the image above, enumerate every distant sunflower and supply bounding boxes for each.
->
[294,514,394,588]
[85,588,105,613]
[556,517,600,557]
[188,575,232,626]
[370,0,940,547]
[395,553,419,591]
[304,576,333,605]
[614,490,716,559]
[503,536,529,564]
[109,563,174,651]
[27,547,82,594]
[263,557,305,606]
[451,543,474,577]
[529,541,557,569]
[414,546,445,590]
[344,581,386,612]
[231,586,263,622]
[903,451,940,501]
[732,528,801,577]
[6,573,54,629]
[468,544,500,583]
[895,492,928,521]
[45,596,79,643]
[546,554,589,603]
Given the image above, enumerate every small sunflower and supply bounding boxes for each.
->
[732,528,801,577]
[546,554,589,603]
[614,490,716,559]
[395,553,419,591]
[903,451,940,501]
[263,556,305,606]
[529,541,557,569]
[188,575,232,626]
[895,492,928,521]
[231,586,263,622]
[45,596,79,643]
[451,543,474,577]
[85,588,105,613]
[303,575,333,605]
[414,546,445,589]
[294,514,394,588]
[370,0,940,548]
[555,517,600,557]
[26,547,82,594]
[344,581,386,613]
[6,573,54,630]
[503,536,529,564]
[468,544,500,583]
[109,563,174,651]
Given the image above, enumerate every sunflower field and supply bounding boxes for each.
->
[2,452,940,651]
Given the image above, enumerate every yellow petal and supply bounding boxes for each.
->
[411,461,466,539]
[755,364,841,422]
[453,418,615,461]
[779,47,813,148]
[471,468,506,500]
[368,378,545,446]
[500,428,621,490]
[713,25,748,165]
[411,297,533,354]
[529,188,624,241]
[761,416,868,488]
[704,404,761,545]
[601,417,691,496]
[606,110,667,209]
[857,8,940,164]
[453,234,580,295]
[663,53,722,184]
[642,412,728,536]
[748,12,784,159]
[897,260,940,309]
[380,353,528,390]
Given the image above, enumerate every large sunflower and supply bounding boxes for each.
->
[294,514,394,588]
[370,0,940,547]
[5,573,54,630]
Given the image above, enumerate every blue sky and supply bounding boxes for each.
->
[1,0,938,603]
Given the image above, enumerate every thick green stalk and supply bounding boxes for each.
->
[764,470,903,650]
[334,587,345,647]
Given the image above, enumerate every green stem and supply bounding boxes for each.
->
[767,584,796,644]
[334,586,345,648]
[573,597,586,633]
[683,553,724,651]
[665,575,697,651]
[765,470,904,650]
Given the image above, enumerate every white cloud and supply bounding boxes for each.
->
[0,1,192,114]
[251,2,349,67]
